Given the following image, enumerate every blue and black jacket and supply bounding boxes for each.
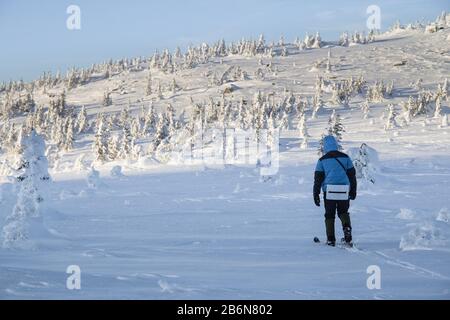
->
[313,136,357,199]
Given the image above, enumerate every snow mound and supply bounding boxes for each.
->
[86,167,105,189]
[110,166,124,178]
[59,189,79,200]
[136,156,160,168]
[396,208,415,220]
[400,223,448,251]
[436,208,449,223]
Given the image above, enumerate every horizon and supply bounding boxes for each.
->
[0,0,446,82]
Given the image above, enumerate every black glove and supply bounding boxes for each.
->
[314,194,320,207]
[349,192,356,200]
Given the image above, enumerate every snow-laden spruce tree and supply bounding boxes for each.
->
[257,34,265,53]
[326,49,332,73]
[146,73,153,96]
[298,112,309,149]
[93,114,109,162]
[107,135,120,161]
[434,95,442,118]
[352,143,377,184]
[63,117,75,151]
[384,104,398,130]
[339,32,349,47]
[442,114,448,127]
[311,79,324,119]
[443,78,449,100]
[156,81,164,100]
[361,99,371,119]
[298,112,309,139]
[153,113,169,151]
[171,78,180,94]
[118,104,130,128]
[312,32,322,48]
[119,122,134,159]
[76,105,88,134]
[327,110,345,149]
[143,103,156,135]
[103,90,112,107]
[386,80,394,97]
[2,130,51,248]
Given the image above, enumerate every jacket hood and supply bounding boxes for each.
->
[323,135,338,154]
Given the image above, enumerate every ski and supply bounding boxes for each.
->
[313,237,354,248]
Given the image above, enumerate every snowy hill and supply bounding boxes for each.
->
[0,15,450,299]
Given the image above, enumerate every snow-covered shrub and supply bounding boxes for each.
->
[2,130,51,248]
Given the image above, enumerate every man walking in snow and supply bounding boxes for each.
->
[313,135,357,246]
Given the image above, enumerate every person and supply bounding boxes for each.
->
[313,135,357,246]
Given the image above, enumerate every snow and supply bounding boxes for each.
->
[1,21,450,299]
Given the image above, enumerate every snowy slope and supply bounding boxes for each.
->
[0,25,450,299]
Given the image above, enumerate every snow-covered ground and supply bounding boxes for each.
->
[1,25,450,299]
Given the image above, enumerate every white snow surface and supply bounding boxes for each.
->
[1,28,450,299]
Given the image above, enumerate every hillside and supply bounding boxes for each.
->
[0,17,449,299]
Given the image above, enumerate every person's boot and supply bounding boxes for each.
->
[343,226,352,244]
[325,219,336,246]
[339,213,352,244]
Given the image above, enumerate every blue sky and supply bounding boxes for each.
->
[0,0,446,82]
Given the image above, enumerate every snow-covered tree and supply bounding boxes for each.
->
[386,80,394,97]
[103,90,112,107]
[2,130,50,248]
[171,78,180,94]
[298,112,309,149]
[119,122,133,159]
[93,114,109,162]
[146,73,153,96]
[326,49,332,73]
[312,32,322,48]
[63,117,75,151]
[414,78,423,91]
[434,95,442,118]
[384,104,397,130]
[153,113,169,150]
[339,32,349,46]
[441,114,448,127]
[142,103,156,136]
[76,105,88,134]
[352,143,376,184]
[107,135,120,161]
[257,34,266,53]
[367,80,386,103]
[118,104,130,128]
[156,81,164,100]
[328,110,345,148]
[298,112,309,139]
[361,99,371,119]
